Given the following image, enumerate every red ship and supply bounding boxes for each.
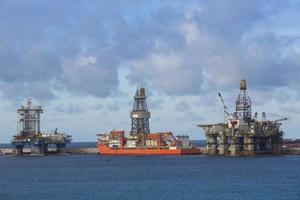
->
[97,87,201,156]
[97,131,201,155]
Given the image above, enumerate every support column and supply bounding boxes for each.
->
[230,137,239,156]
[15,144,24,155]
[31,141,47,155]
[219,135,227,155]
[56,144,66,153]
[206,135,217,155]
[254,137,260,152]
[271,136,282,155]
[243,136,254,155]
[43,144,48,155]
[31,144,42,155]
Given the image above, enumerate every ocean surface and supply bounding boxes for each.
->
[0,154,299,200]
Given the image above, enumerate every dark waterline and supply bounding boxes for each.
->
[0,140,207,148]
[0,142,98,149]
[0,155,299,200]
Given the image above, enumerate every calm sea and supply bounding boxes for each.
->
[0,154,299,200]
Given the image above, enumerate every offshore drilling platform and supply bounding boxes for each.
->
[97,87,201,155]
[11,98,72,155]
[198,80,287,156]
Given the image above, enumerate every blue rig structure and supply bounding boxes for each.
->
[11,98,72,155]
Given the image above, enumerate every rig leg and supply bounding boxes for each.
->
[230,138,239,156]
[15,144,24,155]
[56,144,66,153]
[31,141,47,155]
[218,135,227,155]
[43,144,48,155]
[254,138,260,153]
[271,136,282,155]
[206,135,217,155]
[243,137,255,155]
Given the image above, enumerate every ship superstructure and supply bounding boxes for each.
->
[11,98,72,155]
[198,80,287,156]
[97,87,201,155]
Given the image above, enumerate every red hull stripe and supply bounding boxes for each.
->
[97,144,201,155]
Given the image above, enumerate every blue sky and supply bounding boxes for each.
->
[0,0,299,142]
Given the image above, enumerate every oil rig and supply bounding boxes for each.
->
[97,87,201,155]
[11,98,72,155]
[198,80,287,156]
[128,87,151,147]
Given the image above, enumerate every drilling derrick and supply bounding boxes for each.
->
[130,87,151,135]
[235,80,252,122]
[17,98,43,136]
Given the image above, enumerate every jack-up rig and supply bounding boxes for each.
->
[11,98,72,155]
[97,87,201,155]
[198,80,287,156]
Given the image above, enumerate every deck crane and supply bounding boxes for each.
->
[218,92,231,120]
[273,117,288,123]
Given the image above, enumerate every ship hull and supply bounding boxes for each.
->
[97,144,201,155]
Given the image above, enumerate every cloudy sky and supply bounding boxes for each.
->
[0,0,299,142]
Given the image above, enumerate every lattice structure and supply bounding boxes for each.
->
[130,87,150,135]
[17,98,43,136]
[235,80,252,122]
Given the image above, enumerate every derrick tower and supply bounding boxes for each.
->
[130,87,150,134]
[235,80,252,122]
[17,97,43,136]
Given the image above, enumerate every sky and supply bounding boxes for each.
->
[0,0,299,142]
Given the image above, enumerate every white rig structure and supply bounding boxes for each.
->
[198,80,287,156]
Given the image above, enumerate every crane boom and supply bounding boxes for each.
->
[218,92,230,118]
[273,117,288,123]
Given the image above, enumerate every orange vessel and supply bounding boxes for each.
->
[97,131,201,156]
[97,144,201,155]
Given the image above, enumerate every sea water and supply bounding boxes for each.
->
[0,154,299,200]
